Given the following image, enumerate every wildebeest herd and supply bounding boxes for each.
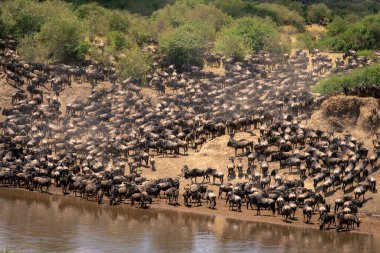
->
[0,35,377,232]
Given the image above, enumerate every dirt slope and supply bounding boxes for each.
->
[306,95,380,150]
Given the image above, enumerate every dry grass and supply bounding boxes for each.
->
[305,24,327,40]
[204,63,225,76]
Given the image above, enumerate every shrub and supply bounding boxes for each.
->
[0,12,6,37]
[307,3,332,23]
[312,64,380,94]
[357,50,378,60]
[328,14,380,51]
[276,0,304,16]
[116,47,151,81]
[76,3,111,37]
[215,32,249,61]
[128,15,153,46]
[296,32,315,49]
[34,16,86,63]
[222,17,287,54]
[18,35,49,62]
[76,3,130,37]
[159,25,206,67]
[107,31,128,52]
[152,3,231,36]
[256,3,305,31]
[326,17,349,37]
[213,0,249,18]
[0,0,74,39]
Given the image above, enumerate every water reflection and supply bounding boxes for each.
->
[0,188,377,253]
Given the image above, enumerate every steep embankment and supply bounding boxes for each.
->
[307,95,380,138]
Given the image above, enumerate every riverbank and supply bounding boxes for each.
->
[1,185,379,236]
[2,186,377,253]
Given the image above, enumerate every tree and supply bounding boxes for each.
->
[159,25,206,67]
[325,14,380,51]
[35,16,86,63]
[107,31,129,52]
[223,17,286,54]
[116,47,151,82]
[215,32,249,61]
[307,3,332,23]
[0,0,74,39]
[256,3,305,31]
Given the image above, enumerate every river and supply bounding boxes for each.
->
[0,188,377,253]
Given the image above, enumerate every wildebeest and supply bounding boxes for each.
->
[182,165,207,183]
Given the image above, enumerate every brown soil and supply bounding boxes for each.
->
[307,95,380,144]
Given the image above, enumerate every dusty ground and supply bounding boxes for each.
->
[1,61,380,234]
[306,95,380,148]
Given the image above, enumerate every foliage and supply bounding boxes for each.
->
[256,3,305,31]
[212,0,249,17]
[107,31,129,52]
[0,9,6,37]
[116,47,151,81]
[159,25,206,67]
[127,15,153,46]
[76,3,130,38]
[307,3,332,23]
[323,14,380,51]
[221,17,288,54]
[0,0,74,39]
[275,0,304,16]
[312,64,380,94]
[357,50,378,61]
[66,0,175,15]
[326,17,349,37]
[152,2,231,36]
[19,15,87,64]
[319,0,379,17]
[215,31,249,61]
[18,35,49,62]
[2,0,380,67]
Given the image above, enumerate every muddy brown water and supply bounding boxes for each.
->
[0,188,378,253]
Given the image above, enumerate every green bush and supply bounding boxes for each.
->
[159,25,206,67]
[215,31,249,61]
[152,3,231,36]
[128,15,153,46]
[326,17,349,37]
[222,17,287,54]
[107,31,128,52]
[0,11,6,37]
[307,3,332,23]
[76,3,111,37]
[18,35,48,62]
[29,17,85,63]
[256,3,305,31]
[276,0,304,16]
[116,47,151,81]
[327,14,380,51]
[357,50,378,60]
[213,0,248,17]
[296,32,316,49]
[312,64,380,94]
[76,3,130,37]
[0,0,74,39]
